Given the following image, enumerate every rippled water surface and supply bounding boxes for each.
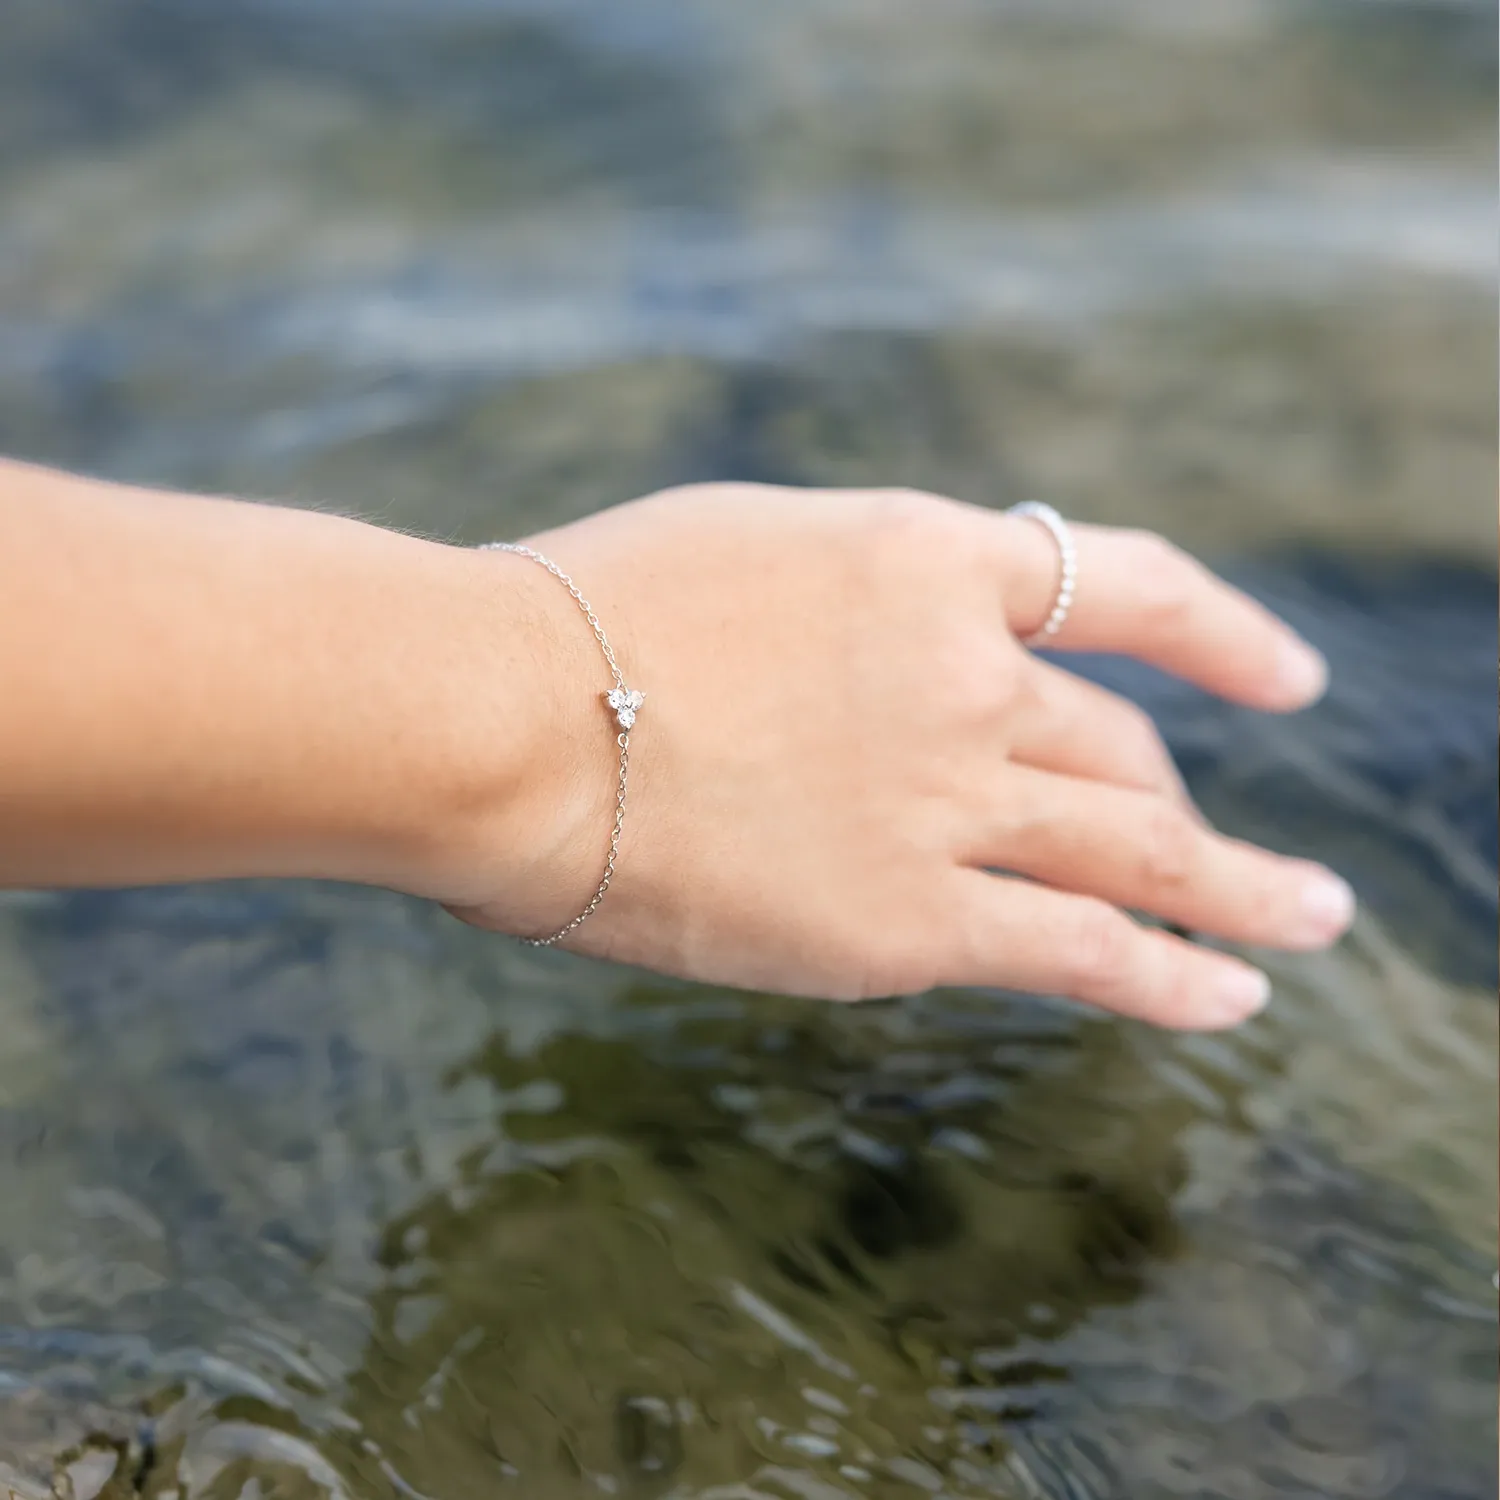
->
[0,2,1495,1494]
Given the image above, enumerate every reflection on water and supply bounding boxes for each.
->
[0,0,1495,1494]
[2,861,1495,1496]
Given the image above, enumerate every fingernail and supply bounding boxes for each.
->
[1278,639,1328,705]
[1211,965,1271,1024]
[1300,870,1356,941]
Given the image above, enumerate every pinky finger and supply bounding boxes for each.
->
[941,871,1271,1030]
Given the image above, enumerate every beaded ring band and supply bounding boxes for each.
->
[1007,501,1077,646]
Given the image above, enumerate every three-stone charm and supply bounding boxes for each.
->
[480,539,640,946]
[605,686,645,730]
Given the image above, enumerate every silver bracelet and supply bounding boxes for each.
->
[479,541,643,946]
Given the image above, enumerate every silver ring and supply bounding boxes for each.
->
[1007,501,1077,646]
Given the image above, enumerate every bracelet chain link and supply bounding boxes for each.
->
[479,541,640,946]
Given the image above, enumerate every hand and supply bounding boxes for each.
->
[441,484,1353,1028]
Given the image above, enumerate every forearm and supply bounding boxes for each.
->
[0,459,554,894]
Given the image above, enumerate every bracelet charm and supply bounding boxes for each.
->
[479,540,641,946]
[605,686,644,730]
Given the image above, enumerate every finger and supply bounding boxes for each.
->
[992,513,1327,712]
[964,764,1355,951]
[1008,658,1198,815]
[941,869,1272,1030]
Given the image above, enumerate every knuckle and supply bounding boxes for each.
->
[1001,664,1042,721]
[1115,700,1169,776]
[932,637,1017,726]
[821,895,944,1001]
[1063,901,1139,995]
[844,936,940,1002]
[852,489,941,588]
[867,883,979,997]
[1121,699,1165,754]
[654,480,742,505]
[1121,527,1184,576]
[865,488,975,569]
[869,486,937,535]
[1137,804,1198,892]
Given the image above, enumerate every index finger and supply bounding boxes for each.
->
[995,514,1328,712]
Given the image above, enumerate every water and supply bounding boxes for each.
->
[0,2,1495,1494]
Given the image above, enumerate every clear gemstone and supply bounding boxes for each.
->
[604,686,644,728]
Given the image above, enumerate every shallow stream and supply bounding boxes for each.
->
[0,3,1494,1494]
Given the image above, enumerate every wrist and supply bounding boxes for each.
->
[381,538,616,927]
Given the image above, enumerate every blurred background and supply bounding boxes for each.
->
[0,1,1494,1496]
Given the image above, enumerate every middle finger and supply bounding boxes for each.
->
[1007,657,1198,815]
[965,764,1355,951]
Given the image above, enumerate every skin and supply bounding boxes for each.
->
[0,460,1354,1028]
